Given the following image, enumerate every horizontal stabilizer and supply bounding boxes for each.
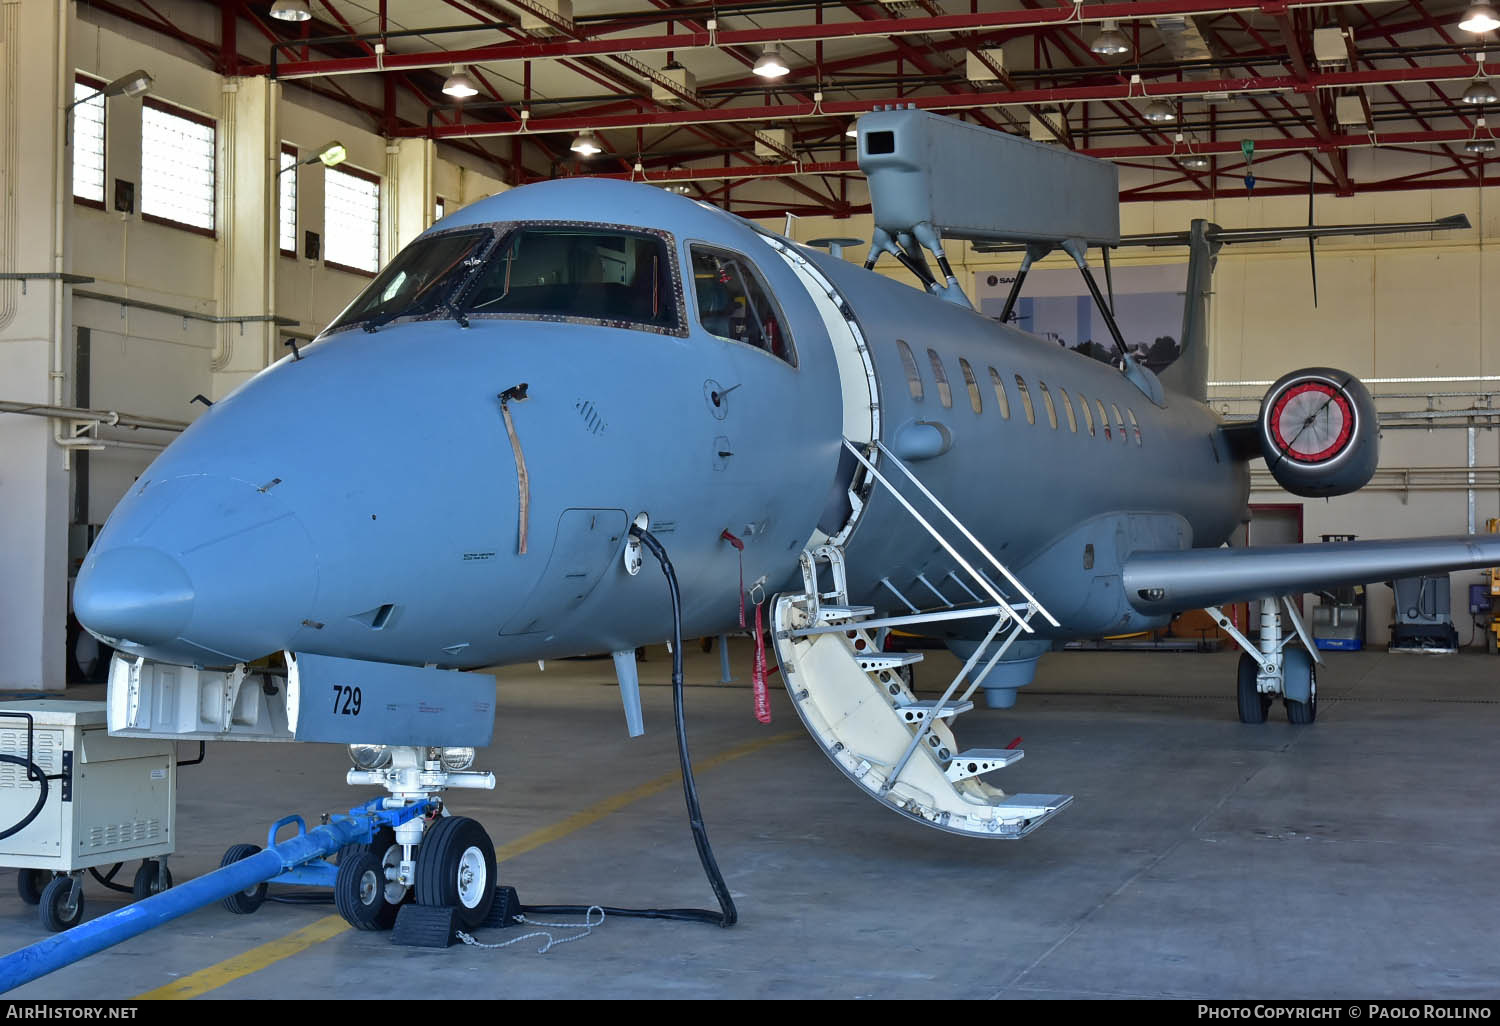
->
[1122,535,1500,615]
[974,214,1470,253]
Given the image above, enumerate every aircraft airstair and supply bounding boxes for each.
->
[771,440,1073,837]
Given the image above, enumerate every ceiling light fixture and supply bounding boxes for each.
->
[845,117,859,139]
[442,66,479,99]
[1464,78,1498,103]
[1181,154,1210,169]
[1091,20,1132,57]
[1468,116,1497,152]
[1144,99,1177,123]
[754,44,791,78]
[270,0,312,22]
[1460,2,1500,33]
[571,129,602,156]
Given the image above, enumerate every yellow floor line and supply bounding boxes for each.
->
[138,729,801,1000]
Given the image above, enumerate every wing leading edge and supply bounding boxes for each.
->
[1122,535,1500,615]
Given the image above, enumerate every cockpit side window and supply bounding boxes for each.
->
[327,227,492,332]
[462,225,683,334]
[690,245,796,365]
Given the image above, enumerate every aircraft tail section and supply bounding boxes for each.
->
[1156,218,1219,402]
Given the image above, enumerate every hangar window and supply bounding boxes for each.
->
[1077,392,1095,436]
[987,367,1010,419]
[1128,408,1142,446]
[1037,381,1058,429]
[1015,375,1035,425]
[279,145,298,256]
[898,341,923,401]
[325,165,382,274]
[464,226,682,334]
[959,358,981,414]
[1111,403,1127,443]
[928,349,953,408]
[1058,387,1078,433]
[1096,399,1111,440]
[328,227,493,332]
[690,246,795,363]
[73,75,106,208]
[140,97,216,235]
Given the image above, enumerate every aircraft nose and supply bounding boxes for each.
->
[74,546,196,647]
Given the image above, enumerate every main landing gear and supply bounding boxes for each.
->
[1207,596,1320,725]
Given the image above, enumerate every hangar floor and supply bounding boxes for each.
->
[3,643,1497,1000]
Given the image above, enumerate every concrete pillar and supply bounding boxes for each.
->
[211,75,279,399]
[0,0,72,689]
[386,137,434,258]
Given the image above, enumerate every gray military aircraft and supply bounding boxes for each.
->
[73,110,1500,865]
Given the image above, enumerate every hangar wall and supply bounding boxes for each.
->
[783,180,1500,644]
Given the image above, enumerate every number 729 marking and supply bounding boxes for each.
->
[332,685,362,716]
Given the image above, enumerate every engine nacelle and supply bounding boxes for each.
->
[1257,367,1378,498]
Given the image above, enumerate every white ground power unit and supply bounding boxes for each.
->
[0,700,177,930]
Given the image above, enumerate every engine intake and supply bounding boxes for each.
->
[1257,367,1378,498]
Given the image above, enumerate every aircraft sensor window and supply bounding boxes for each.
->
[329,227,493,331]
[1078,392,1095,436]
[1038,382,1058,429]
[690,246,795,363]
[1111,403,1126,443]
[1096,399,1111,440]
[898,341,923,401]
[1058,387,1078,433]
[1128,408,1142,446]
[987,367,1010,419]
[928,349,953,409]
[1014,375,1035,425]
[462,227,682,333]
[959,358,982,414]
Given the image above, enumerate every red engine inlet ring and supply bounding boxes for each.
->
[1268,381,1355,464]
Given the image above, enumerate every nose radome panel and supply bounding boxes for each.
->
[74,546,195,646]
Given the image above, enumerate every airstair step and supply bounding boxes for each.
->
[944,747,1023,782]
[815,604,875,623]
[854,652,925,672]
[894,699,972,725]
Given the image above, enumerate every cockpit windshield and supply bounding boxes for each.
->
[461,227,680,332]
[328,228,492,332]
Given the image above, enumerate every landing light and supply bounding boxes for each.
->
[439,747,476,772]
[348,744,392,771]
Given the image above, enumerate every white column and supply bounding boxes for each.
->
[386,137,434,258]
[211,75,279,399]
[0,0,71,689]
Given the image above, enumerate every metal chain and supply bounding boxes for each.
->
[456,906,605,954]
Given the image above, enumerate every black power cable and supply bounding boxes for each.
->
[0,754,48,842]
[520,526,737,928]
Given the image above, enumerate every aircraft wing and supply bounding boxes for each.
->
[1122,535,1500,615]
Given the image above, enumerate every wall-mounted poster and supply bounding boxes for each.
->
[974,263,1187,374]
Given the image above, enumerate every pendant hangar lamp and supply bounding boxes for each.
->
[442,67,479,98]
[754,44,791,78]
[1181,154,1210,170]
[571,129,603,156]
[1460,3,1500,32]
[1144,99,1177,123]
[270,0,312,21]
[1468,117,1497,152]
[1091,20,1132,56]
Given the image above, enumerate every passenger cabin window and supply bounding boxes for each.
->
[1015,375,1035,425]
[1078,392,1095,436]
[1038,382,1058,429]
[928,350,953,408]
[988,367,1010,419]
[1111,403,1126,443]
[898,341,923,400]
[329,227,493,331]
[1096,399,1111,440]
[1058,387,1078,433]
[691,246,794,363]
[959,358,982,414]
[1128,408,1142,446]
[466,227,681,333]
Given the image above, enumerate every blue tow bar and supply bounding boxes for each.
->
[0,799,431,994]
